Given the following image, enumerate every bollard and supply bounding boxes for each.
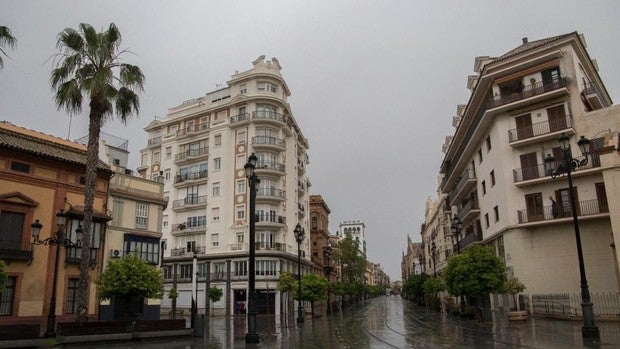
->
[193,315,205,337]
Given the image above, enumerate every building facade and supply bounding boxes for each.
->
[136,56,312,316]
[440,32,619,296]
[339,220,366,256]
[0,121,111,332]
[401,235,423,281]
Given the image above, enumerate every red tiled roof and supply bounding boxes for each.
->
[490,32,576,64]
[0,121,110,170]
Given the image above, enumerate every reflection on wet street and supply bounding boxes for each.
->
[67,296,620,348]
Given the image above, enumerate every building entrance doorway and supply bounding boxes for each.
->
[233,289,246,315]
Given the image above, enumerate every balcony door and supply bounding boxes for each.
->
[525,193,544,222]
[520,152,539,180]
[555,187,579,217]
[547,105,567,132]
[595,182,609,213]
[515,114,533,140]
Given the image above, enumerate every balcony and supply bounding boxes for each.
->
[229,243,249,251]
[147,136,162,147]
[66,247,98,265]
[488,77,568,110]
[230,112,250,125]
[255,242,286,252]
[171,222,206,235]
[449,169,476,205]
[255,212,286,229]
[513,156,601,185]
[455,200,479,223]
[170,246,206,256]
[508,115,575,147]
[176,124,208,139]
[172,195,208,210]
[456,229,483,251]
[252,136,286,152]
[256,187,286,202]
[174,170,208,187]
[517,199,609,226]
[252,111,287,126]
[0,240,32,261]
[582,82,606,111]
[255,161,285,176]
[135,217,148,230]
[174,147,209,164]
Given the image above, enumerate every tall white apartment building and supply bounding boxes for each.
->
[136,56,311,316]
[440,32,619,297]
[339,220,366,256]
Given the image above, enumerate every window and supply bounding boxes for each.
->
[234,261,247,276]
[113,158,120,166]
[212,182,221,196]
[66,278,79,314]
[486,136,491,152]
[256,260,277,276]
[239,84,247,95]
[169,124,178,134]
[180,264,193,279]
[186,241,196,254]
[211,233,219,247]
[186,215,206,227]
[494,206,499,222]
[136,203,149,229]
[236,232,244,243]
[140,153,148,166]
[66,219,102,261]
[257,82,277,93]
[10,161,30,173]
[165,147,172,159]
[0,211,25,252]
[214,134,222,146]
[0,276,16,315]
[311,216,318,230]
[164,169,171,181]
[212,207,220,221]
[481,180,486,195]
[214,262,226,278]
[124,235,160,264]
[214,158,221,171]
[484,213,489,228]
[236,205,245,220]
[490,170,496,187]
[236,179,246,194]
[236,154,246,169]
[478,149,483,163]
[236,130,246,144]
[152,151,160,164]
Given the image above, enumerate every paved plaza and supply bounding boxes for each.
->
[65,296,620,348]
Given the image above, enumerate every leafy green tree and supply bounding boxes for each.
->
[207,286,223,302]
[402,273,429,304]
[98,255,163,319]
[423,277,445,295]
[334,232,366,302]
[0,26,16,69]
[444,245,506,297]
[50,23,144,319]
[278,271,296,315]
[504,277,526,311]
[299,273,328,317]
[0,260,8,293]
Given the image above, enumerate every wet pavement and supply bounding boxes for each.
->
[66,296,620,348]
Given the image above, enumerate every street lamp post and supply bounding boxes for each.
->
[294,223,305,324]
[31,209,82,338]
[244,153,260,343]
[323,245,332,314]
[451,215,463,254]
[544,133,599,340]
[431,241,437,277]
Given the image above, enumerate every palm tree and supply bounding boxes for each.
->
[0,26,16,68]
[51,23,144,321]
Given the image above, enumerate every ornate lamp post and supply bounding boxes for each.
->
[544,133,599,340]
[451,215,463,254]
[244,153,260,343]
[31,209,82,337]
[431,241,437,277]
[323,245,332,314]
[294,223,305,324]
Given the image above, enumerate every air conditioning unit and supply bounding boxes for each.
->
[110,249,122,258]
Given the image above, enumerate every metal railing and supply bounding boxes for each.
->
[175,170,208,183]
[0,240,33,261]
[529,293,620,318]
[147,136,162,146]
[513,155,601,183]
[508,114,574,142]
[255,161,285,172]
[230,112,250,123]
[456,200,479,221]
[252,111,286,123]
[255,242,286,251]
[176,124,208,137]
[255,212,286,224]
[174,147,209,161]
[256,187,286,199]
[449,168,476,200]
[252,136,285,148]
[488,77,567,109]
[583,81,601,96]
[517,198,609,223]
[172,195,207,208]
[135,217,148,229]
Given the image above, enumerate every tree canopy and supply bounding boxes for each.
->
[299,273,328,302]
[277,271,296,293]
[97,254,163,301]
[444,245,506,297]
[335,232,366,284]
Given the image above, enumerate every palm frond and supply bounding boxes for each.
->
[56,28,83,53]
[54,79,83,114]
[119,64,145,90]
[0,26,17,69]
[115,87,140,121]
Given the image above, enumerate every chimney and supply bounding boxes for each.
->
[522,37,528,44]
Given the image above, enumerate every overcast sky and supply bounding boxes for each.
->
[1,1,619,280]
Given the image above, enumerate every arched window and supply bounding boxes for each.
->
[311,216,318,230]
